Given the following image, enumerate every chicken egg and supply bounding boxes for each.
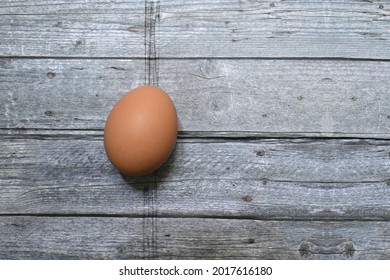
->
[104,86,178,176]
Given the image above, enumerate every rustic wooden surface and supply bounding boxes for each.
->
[0,0,390,259]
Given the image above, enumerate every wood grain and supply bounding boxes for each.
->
[0,216,389,259]
[1,0,390,260]
[2,0,389,59]
[1,58,389,137]
[0,58,145,129]
[157,0,390,59]
[1,133,389,220]
[0,0,145,57]
[160,59,390,136]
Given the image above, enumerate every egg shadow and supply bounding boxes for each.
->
[120,142,179,191]
[120,118,183,191]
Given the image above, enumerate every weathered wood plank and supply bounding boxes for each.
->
[0,216,389,259]
[0,216,144,259]
[1,58,389,137]
[2,0,389,59]
[0,58,145,129]
[1,133,389,220]
[157,0,390,59]
[159,219,390,260]
[160,59,390,136]
[0,0,145,57]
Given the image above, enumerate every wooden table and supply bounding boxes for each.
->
[1,0,389,259]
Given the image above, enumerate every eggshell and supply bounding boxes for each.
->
[104,86,178,176]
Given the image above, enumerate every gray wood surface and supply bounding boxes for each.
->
[157,0,390,59]
[1,133,389,221]
[1,216,389,259]
[2,0,389,59]
[1,58,389,137]
[1,0,390,260]
[0,0,145,57]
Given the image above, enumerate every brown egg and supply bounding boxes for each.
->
[104,86,177,176]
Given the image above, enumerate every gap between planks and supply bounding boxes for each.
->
[0,213,389,223]
[1,56,390,62]
[3,128,390,141]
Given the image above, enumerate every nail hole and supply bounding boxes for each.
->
[44,110,55,117]
[243,195,252,202]
[75,39,85,46]
[255,150,265,156]
[47,72,56,79]
[247,238,256,244]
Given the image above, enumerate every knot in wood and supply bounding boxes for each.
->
[342,242,355,259]
[298,241,312,259]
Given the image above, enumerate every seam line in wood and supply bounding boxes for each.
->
[1,56,389,62]
[0,214,389,222]
[143,0,161,259]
